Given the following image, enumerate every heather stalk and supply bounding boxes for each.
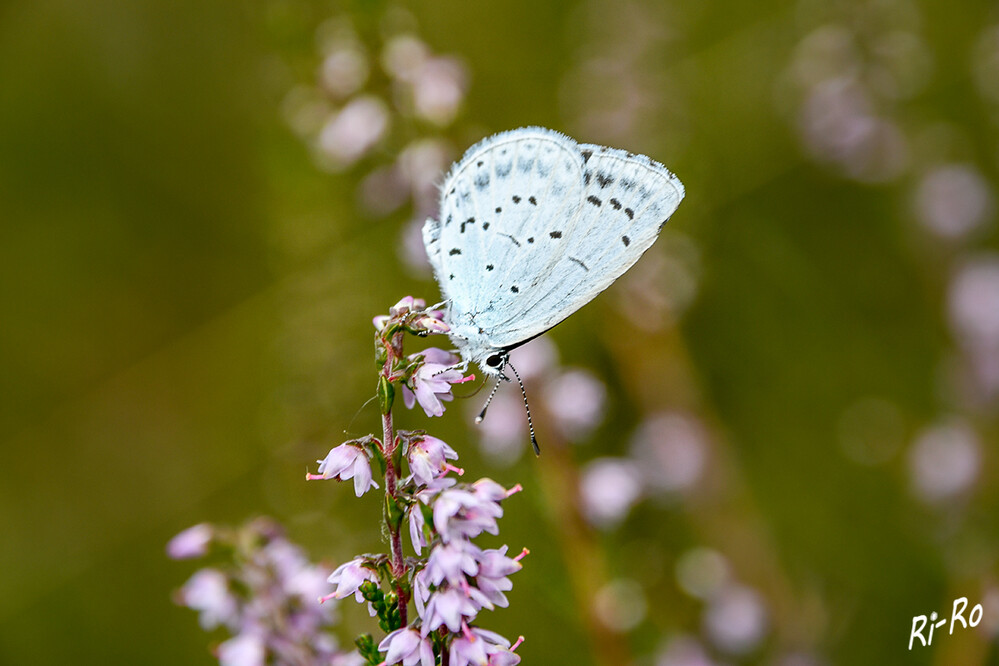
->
[313,296,525,666]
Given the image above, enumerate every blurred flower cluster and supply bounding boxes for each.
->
[283,11,470,273]
[657,548,772,664]
[780,0,930,182]
[169,518,358,666]
[783,0,999,646]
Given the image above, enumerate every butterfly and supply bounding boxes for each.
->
[422,127,685,449]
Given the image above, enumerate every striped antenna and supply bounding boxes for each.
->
[506,361,540,456]
[475,378,503,424]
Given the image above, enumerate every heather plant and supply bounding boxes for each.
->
[172,296,525,666]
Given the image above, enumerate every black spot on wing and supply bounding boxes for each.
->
[595,172,614,188]
[510,286,519,293]
[445,214,452,225]
[476,160,483,167]
[529,196,537,205]
[449,248,461,256]
[527,237,534,243]
[512,195,521,203]
[586,195,602,207]
[460,217,475,233]
[569,257,589,271]
[580,149,592,163]
[622,235,630,246]
[609,198,622,210]
[495,207,502,213]
[550,231,562,239]
[584,171,592,185]
[486,264,494,271]
[625,208,634,220]
[482,222,490,230]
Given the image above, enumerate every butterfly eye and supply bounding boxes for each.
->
[485,354,504,369]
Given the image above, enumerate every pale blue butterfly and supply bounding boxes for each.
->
[423,127,685,451]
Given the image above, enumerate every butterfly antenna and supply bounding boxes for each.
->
[475,378,503,423]
[506,361,540,456]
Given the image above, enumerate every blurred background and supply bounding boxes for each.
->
[2,0,999,663]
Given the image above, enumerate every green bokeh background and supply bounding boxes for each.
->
[2,0,998,664]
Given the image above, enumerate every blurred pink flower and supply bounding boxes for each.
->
[542,369,606,439]
[167,523,213,559]
[579,458,643,528]
[218,632,266,666]
[317,95,389,169]
[654,636,716,666]
[908,419,981,503]
[412,57,467,126]
[630,412,708,495]
[703,584,769,655]
[179,568,239,630]
[915,164,993,239]
[948,255,999,347]
[320,47,368,99]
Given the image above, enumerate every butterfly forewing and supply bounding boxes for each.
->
[425,129,585,338]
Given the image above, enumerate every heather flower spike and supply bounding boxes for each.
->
[173,297,524,665]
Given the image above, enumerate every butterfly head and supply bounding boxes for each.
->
[482,351,509,377]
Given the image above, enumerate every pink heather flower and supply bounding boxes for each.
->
[217,632,266,666]
[408,503,428,554]
[413,315,450,334]
[473,547,524,609]
[179,568,239,631]
[311,443,379,497]
[167,523,213,559]
[413,567,432,618]
[391,296,426,316]
[326,558,379,603]
[449,628,521,666]
[403,348,470,418]
[409,435,459,486]
[432,487,502,542]
[378,627,435,666]
[426,540,481,586]
[421,585,480,633]
[472,478,512,503]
